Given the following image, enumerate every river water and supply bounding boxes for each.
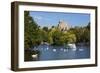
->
[32,44,90,61]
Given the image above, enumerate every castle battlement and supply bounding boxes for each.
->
[58,20,70,31]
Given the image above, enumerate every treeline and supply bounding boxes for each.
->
[24,11,90,49]
[70,23,90,43]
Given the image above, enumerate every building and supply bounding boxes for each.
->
[58,20,70,31]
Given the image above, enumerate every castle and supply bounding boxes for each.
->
[58,20,70,31]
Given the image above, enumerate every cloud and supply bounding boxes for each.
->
[34,16,43,20]
[34,15,52,21]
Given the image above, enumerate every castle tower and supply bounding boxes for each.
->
[58,20,70,31]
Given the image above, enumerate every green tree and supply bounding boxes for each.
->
[50,28,62,45]
[69,23,90,43]
[62,31,76,44]
[86,22,90,30]
[82,28,90,42]
[43,27,48,31]
[24,11,39,49]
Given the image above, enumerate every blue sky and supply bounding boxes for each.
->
[29,11,90,27]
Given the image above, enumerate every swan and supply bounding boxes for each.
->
[60,48,63,51]
[79,49,84,51]
[46,47,49,50]
[53,49,56,52]
[32,54,38,58]
[64,49,67,52]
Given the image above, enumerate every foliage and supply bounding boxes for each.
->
[24,11,39,49]
[43,27,49,31]
[24,11,90,49]
[69,24,90,43]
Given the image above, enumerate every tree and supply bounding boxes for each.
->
[51,26,55,28]
[62,31,76,44]
[82,28,90,42]
[43,27,48,31]
[69,23,90,43]
[24,11,39,49]
[86,22,90,30]
[48,28,62,45]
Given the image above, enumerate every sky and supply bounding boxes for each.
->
[29,11,90,28]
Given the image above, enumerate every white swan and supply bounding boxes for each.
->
[79,49,84,51]
[46,47,49,50]
[72,48,77,51]
[53,49,56,52]
[64,49,66,52]
[32,54,38,58]
[60,48,63,51]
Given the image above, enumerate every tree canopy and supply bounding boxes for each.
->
[24,11,90,49]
